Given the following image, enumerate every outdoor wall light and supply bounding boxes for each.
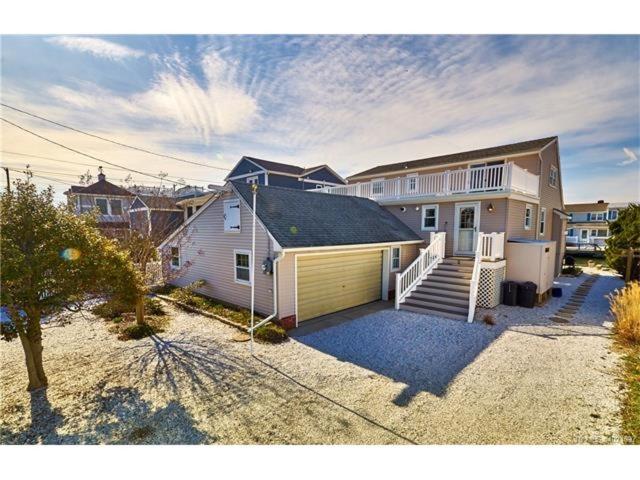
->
[487,202,494,213]
[415,206,420,211]
[400,206,406,212]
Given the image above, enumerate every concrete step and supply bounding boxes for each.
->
[415,285,470,298]
[405,295,469,312]
[409,291,470,307]
[400,303,468,321]
[427,273,472,286]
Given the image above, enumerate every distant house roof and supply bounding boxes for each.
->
[231,182,421,249]
[348,136,558,180]
[232,157,346,183]
[566,202,609,213]
[66,177,134,197]
[134,195,181,210]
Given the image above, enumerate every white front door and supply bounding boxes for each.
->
[454,202,480,255]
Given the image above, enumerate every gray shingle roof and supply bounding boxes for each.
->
[67,179,134,196]
[348,136,558,179]
[232,182,422,249]
[244,156,306,175]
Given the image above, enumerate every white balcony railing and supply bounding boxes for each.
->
[318,163,539,200]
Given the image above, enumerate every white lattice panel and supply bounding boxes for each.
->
[477,262,506,308]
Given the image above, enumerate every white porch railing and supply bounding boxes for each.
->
[565,235,579,244]
[318,163,539,200]
[395,232,446,309]
[480,232,505,261]
[467,232,485,323]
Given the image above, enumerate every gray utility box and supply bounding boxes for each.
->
[505,239,556,295]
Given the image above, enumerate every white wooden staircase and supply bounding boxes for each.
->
[399,256,474,320]
[395,232,504,322]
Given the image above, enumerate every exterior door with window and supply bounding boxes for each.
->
[454,202,480,255]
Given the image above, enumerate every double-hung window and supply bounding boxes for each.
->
[421,204,438,231]
[539,207,546,236]
[608,209,618,221]
[406,173,418,192]
[170,247,180,268]
[372,178,385,195]
[95,198,109,215]
[110,199,123,215]
[524,204,533,230]
[390,246,401,271]
[234,250,252,285]
[549,165,558,188]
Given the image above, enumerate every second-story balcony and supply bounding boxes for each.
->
[318,163,539,201]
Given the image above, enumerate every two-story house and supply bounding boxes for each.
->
[64,168,134,238]
[565,200,629,247]
[160,137,568,327]
[225,156,347,189]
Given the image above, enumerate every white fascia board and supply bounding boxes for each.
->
[281,240,424,253]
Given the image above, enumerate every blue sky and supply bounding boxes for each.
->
[1,35,638,202]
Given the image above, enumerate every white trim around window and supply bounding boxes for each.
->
[390,246,401,272]
[524,204,533,230]
[246,175,259,184]
[234,249,252,286]
[539,207,547,236]
[170,246,181,269]
[421,204,439,231]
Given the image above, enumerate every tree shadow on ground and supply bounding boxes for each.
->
[294,273,616,406]
[123,333,264,403]
[1,385,209,444]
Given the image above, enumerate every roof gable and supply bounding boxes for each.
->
[348,136,558,179]
[231,182,421,248]
[67,179,134,197]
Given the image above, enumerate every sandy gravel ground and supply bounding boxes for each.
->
[0,270,625,444]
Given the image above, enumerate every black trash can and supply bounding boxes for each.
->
[518,281,537,308]
[502,281,518,306]
[552,287,563,298]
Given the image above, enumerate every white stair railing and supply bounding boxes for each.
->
[480,232,505,261]
[395,232,446,309]
[467,232,484,323]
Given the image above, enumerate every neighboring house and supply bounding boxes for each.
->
[176,185,225,221]
[225,156,347,189]
[565,201,629,247]
[64,169,134,237]
[129,195,184,242]
[160,182,422,328]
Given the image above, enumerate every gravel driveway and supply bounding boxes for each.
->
[0,270,625,444]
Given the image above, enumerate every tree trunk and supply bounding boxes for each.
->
[25,309,48,389]
[135,295,145,325]
[18,331,45,391]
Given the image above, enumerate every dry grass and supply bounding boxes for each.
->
[610,282,640,344]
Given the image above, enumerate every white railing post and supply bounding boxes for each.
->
[467,232,484,323]
[444,171,450,195]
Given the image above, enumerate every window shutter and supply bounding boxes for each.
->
[224,199,241,232]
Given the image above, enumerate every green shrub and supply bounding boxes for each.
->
[254,323,288,343]
[113,315,168,341]
[92,299,132,320]
[144,297,166,316]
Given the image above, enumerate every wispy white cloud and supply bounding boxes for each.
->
[620,147,638,166]
[46,36,144,60]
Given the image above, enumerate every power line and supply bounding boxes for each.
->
[1,102,230,172]
[1,151,211,183]
[1,117,189,186]
[1,165,170,185]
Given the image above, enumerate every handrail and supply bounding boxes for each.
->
[480,232,505,261]
[467,232,484,323]
[395,232,446,309]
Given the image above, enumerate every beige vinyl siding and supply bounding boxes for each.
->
[297,251,382,321]
[385,199,507,256]
[505,199,537,239]
[388,243,420,290]
[164,191,274,315]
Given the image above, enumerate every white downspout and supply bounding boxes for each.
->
[247,252,283,334]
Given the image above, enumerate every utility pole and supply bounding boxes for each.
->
[2,167,9,192]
